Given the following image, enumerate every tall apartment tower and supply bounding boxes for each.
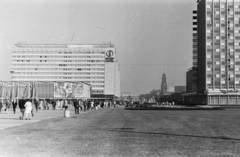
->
[193,10,198,67]
[186,10,199,93]
[160,73,167,95]
[185,0,240,105]
[198,0,240,92]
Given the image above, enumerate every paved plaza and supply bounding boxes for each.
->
[0,108,240,156]
[0,106,79,130]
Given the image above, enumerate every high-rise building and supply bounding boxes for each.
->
[11,43,120,99]
[193,10,198,67]
[186,10,198,94]
[185,0,240,105]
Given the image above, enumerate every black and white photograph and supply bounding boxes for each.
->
[0,0,240,156]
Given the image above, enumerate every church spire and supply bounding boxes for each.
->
[161,72,167,95]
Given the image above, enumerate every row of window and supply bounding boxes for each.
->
[12,64,105,67]
[13,72,105,75]
[12,68,105,71]
[85,81,104,84]
[91,90,104,94]
[91,85,105,88]
[207,86,239,89]
[13,76,104,79]
[12,55,105,58]
[13,60,105,63]
[12,51,105,54]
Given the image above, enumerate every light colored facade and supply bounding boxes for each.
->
[184,0,240,105]
[198,0,240,92]
[11,43,120,98]
[167,87,175,92]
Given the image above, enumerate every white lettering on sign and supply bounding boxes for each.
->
[221,90,240,94]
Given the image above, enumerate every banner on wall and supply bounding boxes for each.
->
[54,82,84,98]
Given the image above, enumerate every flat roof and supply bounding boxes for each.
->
[14,43,114,48]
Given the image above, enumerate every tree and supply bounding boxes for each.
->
[127,95,133,101]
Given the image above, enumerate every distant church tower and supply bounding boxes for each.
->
[160,72,167,95]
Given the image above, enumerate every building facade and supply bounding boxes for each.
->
[185,0,240,105]
[174,86,186,93]
[186,66,198,93]
[11,43,120,99]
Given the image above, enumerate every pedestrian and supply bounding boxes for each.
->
[73,99,79,114]
[104,100,107,108]
[56,99,59,109]
[19,99,26,120]
[100,101,104,108]
[83,100,87,111]
[0,100,2,113]
[45,99,49,110]
[52,99,56,110]
[5,99,11,113]
[90,100,94,110]
[12,99,17,114]
[42,99,46,110]
[34,99,39,112]
[60,99,64,110]
[64,99,68,110]
[79,99,83,111]
[24,99,32,120]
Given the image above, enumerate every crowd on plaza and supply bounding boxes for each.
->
[0,98,122,120]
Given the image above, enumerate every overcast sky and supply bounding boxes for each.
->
[0,0,196,95]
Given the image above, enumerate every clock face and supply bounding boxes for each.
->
[106,50,114,58]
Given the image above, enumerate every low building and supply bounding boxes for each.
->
[0,81,91,100]
[186,67,197,93]
[167,87,175,92]
[174,86,186,93]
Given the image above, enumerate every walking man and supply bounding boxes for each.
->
[12,99,17,114]
[73,99,79,114]
[0,100,2,113]
[19,99,26,120]
[34,99,39,112]
[5,99,11,113]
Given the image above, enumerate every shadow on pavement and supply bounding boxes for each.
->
[107,129,240,141]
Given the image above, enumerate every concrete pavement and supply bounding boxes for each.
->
[0,106,81,130]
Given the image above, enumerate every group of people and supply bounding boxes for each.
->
[0,99,34,120]
[0,98,121,118]
[73,99,120,114]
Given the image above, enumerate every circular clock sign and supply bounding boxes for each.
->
[106,50,114,58]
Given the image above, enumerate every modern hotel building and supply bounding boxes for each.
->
[11,43,120,99]
[185,0,240,105]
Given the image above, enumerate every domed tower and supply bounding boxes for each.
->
[160,73,167,95]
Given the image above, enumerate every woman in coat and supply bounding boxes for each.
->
[24,99,32,120]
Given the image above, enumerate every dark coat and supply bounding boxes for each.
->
[73,100,79,108]
[12,101,17,108]
[19,99,26,109]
